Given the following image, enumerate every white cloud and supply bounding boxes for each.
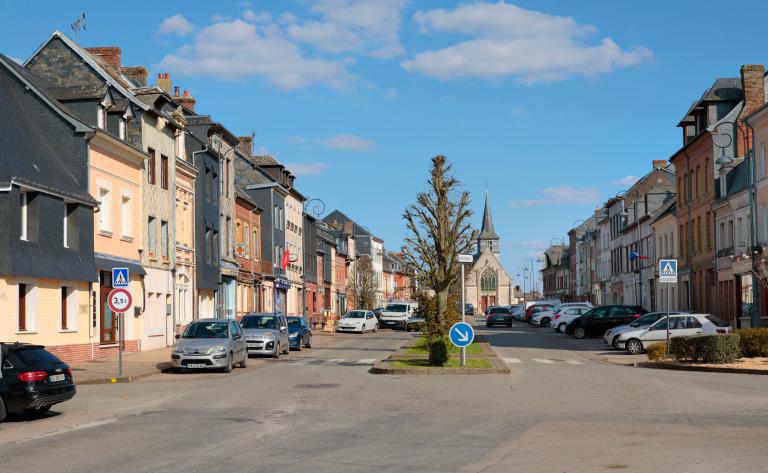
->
[321,134,376,151]
[286,21,364,54]
[509,186,600,208]
[610,175,640,187]
[288,135,306,144]
[403,2,652,83]
[156,19,353,90]
[285,162,331,176]
[242,9,272,23]
[157,14,195,37]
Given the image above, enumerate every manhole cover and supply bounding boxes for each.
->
[294,383,340,389]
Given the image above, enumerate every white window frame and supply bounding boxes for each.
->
[761,142,767,179]
[120,191,133,239]
[16,279,38,334]
[118,118,126,140]
[97,183,113,234]
[97,105,105,130]
[63,203,69,248]
[60,286,78,332]
[20,192,28,241]
[148,215,157,255]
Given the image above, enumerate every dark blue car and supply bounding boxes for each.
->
[287,317,312,351]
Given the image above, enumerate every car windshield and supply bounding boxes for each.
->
[385,304,407,312]
[8,348,61,366]
[345,311,366,319]
[630,313,665,327]
[489,307,507,314]
[240,315,277,329]
[182,322,229,338]
[705,315,729,327]
[287,317,302,328]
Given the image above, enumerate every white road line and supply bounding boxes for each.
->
[322,359,345,365]
[503,358,522,364]
[532,358,555,364]
[290,358,319,365]
[355,359,376,365]
[566,360,584,365]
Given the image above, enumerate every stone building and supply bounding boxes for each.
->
[464,192,514,313]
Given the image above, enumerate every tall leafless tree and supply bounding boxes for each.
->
[352,256,378,310]
[402,155,478,335]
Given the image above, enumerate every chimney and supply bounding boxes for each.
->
[156,73,171,95]
[177,90,196,112]
[741,64,765,119]
[122,66,147,87]
[173,86,180,98]
[652,160,667,170]
[238,136,253,156]
[85,47,121,70]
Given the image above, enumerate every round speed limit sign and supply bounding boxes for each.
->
[107,288,133,313]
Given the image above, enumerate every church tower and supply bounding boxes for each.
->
[477,191,500,256]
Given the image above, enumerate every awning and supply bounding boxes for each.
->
[94,253,146,276]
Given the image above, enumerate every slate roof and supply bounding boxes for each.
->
[252,155,279,166]
[677,78,743,126]
[0,55,96,205]
[479,191,499,240]
[716,159,749,200]
[650,200,677,225]
[235,185,259,208]
[323,209,375,238]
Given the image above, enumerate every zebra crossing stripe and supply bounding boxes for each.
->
[290,358,319,365]
[566,360,584,365]
[355,359,376,365]
[533,358,555,364]
[503,358,522,364]
[322,359,345,365]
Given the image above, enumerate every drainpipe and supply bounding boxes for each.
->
[712,207,718,319]
[191,144,209,318]
[744,116,761,327]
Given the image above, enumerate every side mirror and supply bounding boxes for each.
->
[175,334,181,340]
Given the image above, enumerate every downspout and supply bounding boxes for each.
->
[191,145,208,318]
[712,207,718,319]
[744,116,761,327]
[684,150,693,310]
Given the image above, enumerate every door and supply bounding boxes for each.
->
[641,317,671,344]
[231,322,245,362]
[671,315,703,337]
[100,285,117,344]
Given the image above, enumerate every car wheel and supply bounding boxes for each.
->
[540,318,551,328]
[0,396,7,423]
[362,323,367,334]
[574,327,587,339]
[283,343,290,355]
[224,353,233,373]
[297,337,304,351]
[273,343,280,359]
[557,323,567,333]
[506,320,512,327]
[305,335,312,349]
[626,339,644,355]
[23,405,51,417]
[240,352,248,368]
[373,324,378,333]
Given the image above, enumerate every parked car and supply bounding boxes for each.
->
[551,306,592,332]
[171,318,249,372]
[603,311,682,349]
[406,315,425,331]
[512,305,527,321]
[531,302,593,327]
[566,305,648,339]
[338,310,379,333]
[379,301,418,329]
[240,313,290,359]
[486,306,514,327]
[372,307,385,322]
[0,343,76,422]
[618,314,733,354]
[465,304,475,316]
[286,316,313,350]
[525,303,556,323]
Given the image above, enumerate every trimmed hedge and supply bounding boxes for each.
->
[428,337,449,366]
[670,334,741,364]
[646,342,667,360]
[734,328,768,358]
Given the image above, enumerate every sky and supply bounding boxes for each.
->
[3,0,768,289]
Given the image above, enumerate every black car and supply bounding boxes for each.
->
[465,304,475,316]
[372,308,385,322]
[565,305,648,339]
[0,343,76,421]
[486,306,513,327]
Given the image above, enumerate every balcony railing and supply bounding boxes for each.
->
[716,247,734,258]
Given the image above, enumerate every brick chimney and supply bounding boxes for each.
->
[177,90,196,112]
[156,73,171,95]
[741,64,765,119]
[122,66,147,87]
[85,47,121,70]
[239,136,253,156]
[652,160,667,169]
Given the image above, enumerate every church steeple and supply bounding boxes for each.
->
[478,191,500,256]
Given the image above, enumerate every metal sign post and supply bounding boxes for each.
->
[457,254,473,367]
[658,259,678,357]
[108,287,133,378]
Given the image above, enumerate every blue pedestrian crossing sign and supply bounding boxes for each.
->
[112,268,129,288]
[449,322,474,348]
[659,259,677,283]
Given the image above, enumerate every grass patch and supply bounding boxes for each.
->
[406,337,483,355]
[389,358,493,369]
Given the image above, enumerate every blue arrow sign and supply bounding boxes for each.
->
[449,322,474,348]
[112,267,129,288]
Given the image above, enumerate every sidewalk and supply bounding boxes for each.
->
[70,347,172,385]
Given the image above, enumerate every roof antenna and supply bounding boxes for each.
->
[71,12,86,42]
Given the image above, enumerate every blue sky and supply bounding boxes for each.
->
[3,0,768,288]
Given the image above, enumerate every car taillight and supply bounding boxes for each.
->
[631,314,641,318]
[18,371,48,382]
[66,367,73,377]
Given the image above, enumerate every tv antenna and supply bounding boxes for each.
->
[71,13,86,41]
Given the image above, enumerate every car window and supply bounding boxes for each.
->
[287,317,302,328]
[650,318,668,330]
[183,322,229,338]
[676,316,702,329]
[705,315,729,327]
[7,348,62,366]
[565,308,578,315]
[241,315,277,329]
[591,308,609,318]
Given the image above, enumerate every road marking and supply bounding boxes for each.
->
[566,359,584,365]
[355,359,376,365]
[290,358,319,365]
[322,359,345,365]
[503,358,522,364]
[532,358,555,364]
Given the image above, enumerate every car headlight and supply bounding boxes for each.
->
[215,345,226,352]
[263,333,276,340]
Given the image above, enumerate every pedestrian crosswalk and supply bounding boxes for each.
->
[503,357,586,366]
[283,358,377,366]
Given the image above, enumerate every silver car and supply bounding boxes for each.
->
[171,318,248,373]
[240,313,290,358]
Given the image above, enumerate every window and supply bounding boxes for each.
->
[205,228,212,264]
[226,159,230,198]
[148,216,156,255]
[97,105,105,129]
[760,142,767,179]
[120,194,131,239]
[225,217,231,257]
[706,212,711,249]
[244,223,250,258]
[18,283,27,331]
[20,192,28,240]
[275,244,279,267]
[213,231,219,264]
[728,220,734,248]
[147,148,156,185]
[274,206,279,229]
[161,220,169,259]
[118,118,126,140]
[161,155,169,190]
[737,217,744,248]
[64,203,78,249]
[253,228,259,260]
[60,286,75,331]
[98,186,112,233]
[719,222,726,250]
[480,270,497,292]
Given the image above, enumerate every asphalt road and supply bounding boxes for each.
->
[1,322,767,473]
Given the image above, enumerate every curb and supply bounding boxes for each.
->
[370,360,510,375]
[636,361,768,375]
[76,369,163,385]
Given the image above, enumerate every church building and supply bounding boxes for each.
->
[464,192,515,313]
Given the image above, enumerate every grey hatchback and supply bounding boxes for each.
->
[240,313,291,358]
[171,319,248,373]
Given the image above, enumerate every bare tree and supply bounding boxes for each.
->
[402,156,478,338]
[352,256,377,310]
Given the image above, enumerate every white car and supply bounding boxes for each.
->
[616,313,733,355]
[551,306,592,333]
[379,301,418,330]
[337,310,378,333]
[531,302,593,327]
[603,311,682,349]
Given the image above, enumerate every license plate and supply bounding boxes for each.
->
[247,343,260,348]
[385,322,394,325]
[187,364,207,368]
[49,374,66,382]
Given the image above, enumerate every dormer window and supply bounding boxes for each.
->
[97,105,106,129]
[118,117,126,140]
